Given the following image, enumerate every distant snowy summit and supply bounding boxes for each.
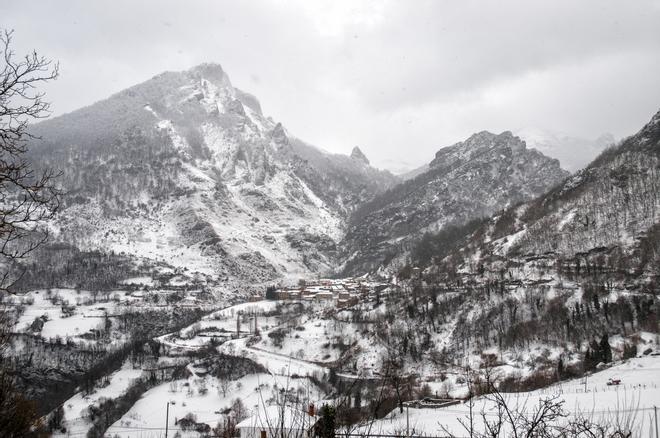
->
[516,127,615,172]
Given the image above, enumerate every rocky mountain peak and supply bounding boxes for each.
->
[350,146,370,165]
[429,130,528,168]
[27,63,399,290]
[341,129,569,275]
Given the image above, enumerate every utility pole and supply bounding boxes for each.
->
[165,401,170,438]
[654,405,658,438]
[406,403,410,438]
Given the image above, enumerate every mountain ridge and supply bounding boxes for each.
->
[339,129,569,275]
[26,63,398,294]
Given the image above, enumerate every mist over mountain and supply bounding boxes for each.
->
[6,73,660,438]
[3,3,660,436]
[26,63,398,293]
[516,127,616,172]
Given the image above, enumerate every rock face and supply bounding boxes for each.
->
[339,130,569,275]
[351,146,370,165]
[28,63,397,293]
[476,108,660,262]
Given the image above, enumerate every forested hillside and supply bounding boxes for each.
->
[372,109,660,382]
[340,131,568,275]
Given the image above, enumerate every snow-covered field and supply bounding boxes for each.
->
[6,287,218,345]
[53,361,144,438]
[362,355,660,437]
[160,299,349,371]
[21,288,658,438]
[106,373,326,437]
[43,299,334,437]
[10,289,120,340]
[157,300,281,350]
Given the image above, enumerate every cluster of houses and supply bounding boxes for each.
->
[266,278,388,308]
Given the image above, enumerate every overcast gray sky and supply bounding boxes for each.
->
[3,0,660,172]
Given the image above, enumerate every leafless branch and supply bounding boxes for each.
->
[0,28,61,293]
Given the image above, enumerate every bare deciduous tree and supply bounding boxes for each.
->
[0,28,60,292]
[0,28,58,438]
[442,370,638,438]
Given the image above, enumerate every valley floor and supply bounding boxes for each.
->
[34,290,660,438]
[5,280,659,438]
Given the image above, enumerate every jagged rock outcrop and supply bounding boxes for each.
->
[351,146,370,165]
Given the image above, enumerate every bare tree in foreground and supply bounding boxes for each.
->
[0,28,60,292]
[442,371,639,438]
[0,28,59,437]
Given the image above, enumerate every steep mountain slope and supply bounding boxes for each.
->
[474,109,660,268]
[516,127,615,172]
[28,64,396,292]
[383,108,660,377]
[340,131,569,275]
[314,110,660,385]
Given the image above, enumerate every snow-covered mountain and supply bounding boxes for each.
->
[320,109,660,393]
[476,109,660,266]
[394,108,660,376]
[516,127,615,172]
[12,68,660,438]
[27,64,397,292]
[340,131,569,275]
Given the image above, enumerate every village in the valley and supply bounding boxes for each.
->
[259,277,392,309]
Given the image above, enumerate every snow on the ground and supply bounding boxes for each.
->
[157,300,281,350]
[10,289,118,339]
[53,361,144,437]
[207,300,278,318]
[121,276,155,286]
[361,355,660,437]
[106,373,325,437]
[162,300,343,367]
[252,315,347,364]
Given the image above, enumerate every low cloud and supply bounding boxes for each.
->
[2,0,659,171]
